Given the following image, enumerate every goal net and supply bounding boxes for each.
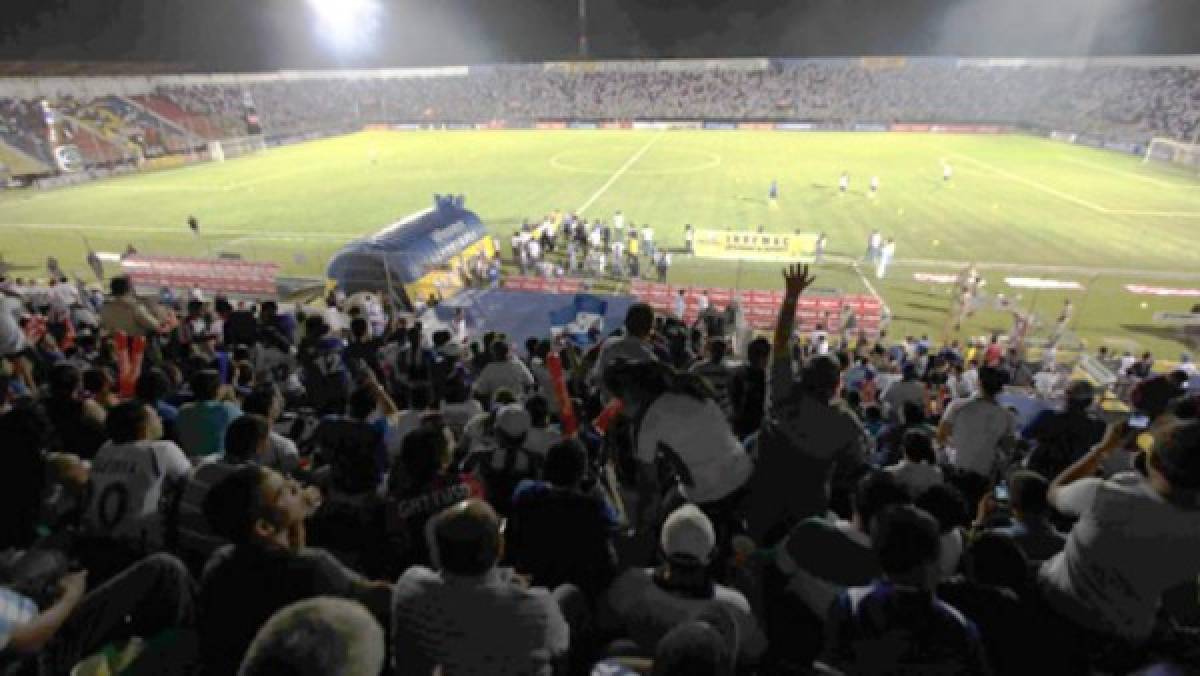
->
[1143,137,1200,172]
[207,136,266,162]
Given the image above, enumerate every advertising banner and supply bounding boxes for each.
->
[568,122,598,129]
[776,123,816,131]
[1126,284,1200,297]
[693,229,819,262]
[854,123,889,132]
[738,122,775,130]
[703,122,737,130]
[1005,277,1084,290]
[536,121,567,130]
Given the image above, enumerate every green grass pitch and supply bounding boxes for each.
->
[1,129,1199,357]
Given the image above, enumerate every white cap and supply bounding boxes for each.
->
[661,504,716,565]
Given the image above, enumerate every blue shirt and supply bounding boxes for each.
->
[177,400,243,457]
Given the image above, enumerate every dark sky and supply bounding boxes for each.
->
[1,0,1198,71]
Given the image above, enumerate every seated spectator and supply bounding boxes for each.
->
[881,364,925,424]
[240,383,300,475]
[473,340,534,403]
[199,465,392,676]
[767,470,910,669]
[599,505,766,667]
[461,403,544,516]
[523,393,561,457]
[975,470,1066,564]
[41,362,107,460]
[237,597,385,676]
[391,499,570,676]
[0,405,53,550]
[874,401,932,466]
[385,426,485,575]
[84,400,191,552]
[0,553,194,675]
[311,381,392,494]
[1039,420,1200,671]
[508,439,620,597]
[82,367,119,410]
[689,338,733,415]
[823,505,989,675]
[1131,370,1190,420]
[136,367,179,443]
[176,369,242,459]
[915,483,969,579]
[439,372,483,439]
[1022,380,1106,480]
[884,428,944,498]
[645,603,740,676]
[455,388,518,458]
[175,414,270,572]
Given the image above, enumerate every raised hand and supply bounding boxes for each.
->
[782,263,815,298]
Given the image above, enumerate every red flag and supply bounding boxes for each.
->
[547,350,578,437]
[593,399,624,435]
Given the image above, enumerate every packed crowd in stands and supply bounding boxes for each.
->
[0,258,1197,675]
[2,60,1199,175]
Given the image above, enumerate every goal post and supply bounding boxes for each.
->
[206,135,266,162]
[1143,137,1200,172]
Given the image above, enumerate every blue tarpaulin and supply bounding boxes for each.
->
[436,289,634,346]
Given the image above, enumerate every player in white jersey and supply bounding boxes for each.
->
[839,171,849,194]
[869,175,880,196]
[943,162,953,182]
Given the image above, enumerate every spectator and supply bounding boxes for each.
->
[1131,370,1190,420]
[728,336,769,439]
[136,367,179,443]
[1039,420,1200,671]
[391,499,570,676]
[938,366,1016,508]
[646,604,740,676]
[240,383,300,475]
[99,276,160,337]
[1022,380,1106,481]
[523,393,561,457]
[41,362,107,460]
[975,470,1067,564]
[599,504,766,667]
[592,303,659,390]
[199,465,392,676]
[175,414,270,571]
[915,483,970,579]
[473,340,534,403]
[508,439,620,596]
[385,426,485,574]
[311,381,392,494]
[881,363,925,424]
[747,268,866,546]
[823,505,989,675]
[690,338,733,415]
[884,428,944,498]
[767,470,911,669]
[176,368,243,458]
[605,359,753,539]
[237,597,385,676]
[0,553,194,675]
[461,403,544,516]
[439,372,483,439]
[84,400,191,552]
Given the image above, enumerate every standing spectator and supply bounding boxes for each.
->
[591,303,659,390]
[729,337,769,440]
[881,364,925,424]
[1039,420,1200,671]
[84,401,191,551]
[746,265,867,546]
[177,368,243,459]
[99,275,160,337]
[391,499,570,676]
[823,505,989,675]
[938,366,1015,508]
[508,439,620,596]
[199,466,392,676]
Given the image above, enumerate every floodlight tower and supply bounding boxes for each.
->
[578,0,589,58]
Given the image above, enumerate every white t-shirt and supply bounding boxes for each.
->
[84,439,192,547]
[884,460,944,498]
[474,358,535,401]
[0,297,26,356]
[642,228,653,242]
[613,214,625,231]
[636,393,753,503]
[1040,472,1200,641]
[941,396,1015,476]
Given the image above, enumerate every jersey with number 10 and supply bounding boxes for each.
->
[84,439,192,547]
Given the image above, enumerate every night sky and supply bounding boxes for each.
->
[0,0,1198,72]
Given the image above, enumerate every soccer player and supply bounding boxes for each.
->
[684,224,695,255]
[815,232,828,264]
[943,162,953,182]
[769,179,779,202]
[876,238,896,279]
[869,175,879,196]
[839,171,849,194]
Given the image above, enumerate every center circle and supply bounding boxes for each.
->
[549,147,722,176]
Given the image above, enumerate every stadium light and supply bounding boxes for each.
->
[307,0,382,56]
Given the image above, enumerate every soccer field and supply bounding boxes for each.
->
[1,129,1199,356]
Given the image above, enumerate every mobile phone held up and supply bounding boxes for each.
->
[993,481,1009,505]
[1127,414,1151,430]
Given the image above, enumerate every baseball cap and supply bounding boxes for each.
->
[661,504,716,565]
[495,404,531,439]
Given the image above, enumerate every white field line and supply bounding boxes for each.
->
[952,151,1200,218]
[1060,156,1200,190]
[576,133,663,214]
[851,262,892,315]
